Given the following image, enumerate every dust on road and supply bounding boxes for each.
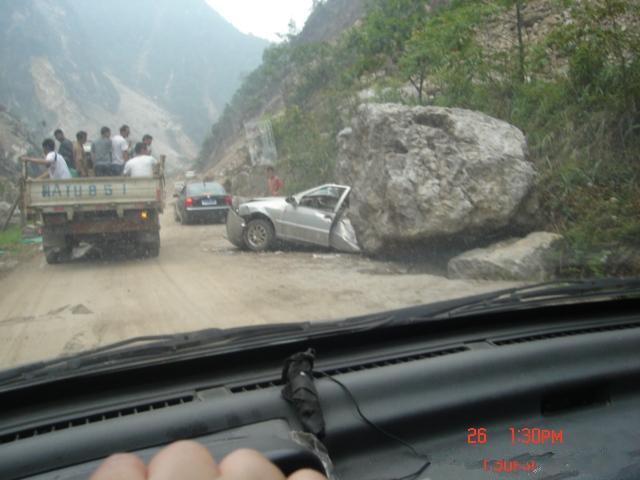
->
[0,209,516,369]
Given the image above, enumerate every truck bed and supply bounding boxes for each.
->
[23,175,165,263]
[25,176,164,215]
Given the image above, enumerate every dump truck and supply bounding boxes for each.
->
[22,158,165,264]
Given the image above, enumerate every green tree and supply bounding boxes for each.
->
[399,1,493,104]
[356,0,427,73]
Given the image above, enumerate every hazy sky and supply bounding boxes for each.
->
[206,0,314,42]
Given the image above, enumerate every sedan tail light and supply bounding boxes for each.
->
[224,195,233,206]
[185,197,193,207]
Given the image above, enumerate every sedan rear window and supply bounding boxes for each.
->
[187,182,226,196]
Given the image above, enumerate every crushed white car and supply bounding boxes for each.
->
[225,184,361,253]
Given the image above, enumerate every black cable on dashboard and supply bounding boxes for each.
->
[320,372,431,480]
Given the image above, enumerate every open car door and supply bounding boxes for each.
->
[280,185,350,247]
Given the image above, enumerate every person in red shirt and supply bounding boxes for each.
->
[267,166,284,196]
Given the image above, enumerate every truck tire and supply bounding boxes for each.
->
[44,247,62,265]
[42,233,72,265]
[139,231,160,258]
[243,218,275,252]
[146,242,160,258]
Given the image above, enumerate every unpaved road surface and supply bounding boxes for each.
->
[0,207,517,369]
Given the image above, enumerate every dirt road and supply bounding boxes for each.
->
[0,208,516,369]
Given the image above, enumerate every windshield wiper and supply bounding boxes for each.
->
[0,325,305,388]
[389,277,640,322]
[0,316,400,389]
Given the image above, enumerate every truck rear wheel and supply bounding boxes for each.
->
[42,233,72,265]
[138,231,160,258]
[146,242,160,258]
[44,248,62,264]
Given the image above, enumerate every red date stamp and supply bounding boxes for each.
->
[467,427,564,445]
[482,459,537,473]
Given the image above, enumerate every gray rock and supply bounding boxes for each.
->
[336,104,536,253]
[447,232,563,281]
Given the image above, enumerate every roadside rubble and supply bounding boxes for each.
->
[448,232,563,281]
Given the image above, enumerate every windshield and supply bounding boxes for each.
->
[0,0,638,375]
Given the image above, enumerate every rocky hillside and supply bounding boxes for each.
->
[0,0,268,169]
[0,109,40,204]
[295,0,367,44]
[199,0,639,277]
[69,0,268,141]
[196,0,368,181]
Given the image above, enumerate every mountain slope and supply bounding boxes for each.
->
[0,108,40,204]
[68,0,269,140]
[0,0,268,166]
[0,0,118,125]
[197,0,367,173]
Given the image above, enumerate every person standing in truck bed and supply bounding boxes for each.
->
[20,138,71,180]
[111,124,130,175]
[142,134,153,155]
[123,142,158,177]
[54,129,76,176]
[73,131,90,177]
[92,126,115,177]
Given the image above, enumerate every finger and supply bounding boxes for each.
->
[147,440,220,480]
[219,449,286,480]
[288,469,329,480]
[90,453,147,480]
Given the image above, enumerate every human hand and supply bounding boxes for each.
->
[90,440,328,480]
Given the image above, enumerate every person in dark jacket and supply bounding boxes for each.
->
[54,129,76,174]
[92,127,116,177]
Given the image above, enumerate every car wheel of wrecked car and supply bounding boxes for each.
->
[180,211,190,225]
[244,218,275,252]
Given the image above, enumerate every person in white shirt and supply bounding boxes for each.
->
[123,143,158,177]
[20,138,72,180]
[111,124,130,175]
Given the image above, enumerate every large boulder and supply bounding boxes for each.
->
[336,104,536,253]
[447,232,563,281]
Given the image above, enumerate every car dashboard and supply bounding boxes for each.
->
[1,299,640,480]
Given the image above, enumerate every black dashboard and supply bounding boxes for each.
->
[1,299,640,479]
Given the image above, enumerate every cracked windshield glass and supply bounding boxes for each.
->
[0,0,638,370]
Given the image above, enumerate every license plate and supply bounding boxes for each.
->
[202,199,217,206]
